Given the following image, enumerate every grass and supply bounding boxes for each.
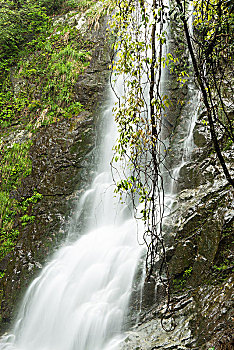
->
[0,0,112,276]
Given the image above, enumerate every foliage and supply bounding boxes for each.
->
[0,142,32,191]
[0,141,30,247]
[193,0,234,148]
[0,88,30,129]
[0,0,112,72]
[108,2,233,326]
[0,0,93,65]
[0,0,115,130]
[0,0,50,63]
[39,0,64,14]
[173,0,234,187]
[0,141,43,261]
[173,266,193,290]
[0,15,94,130]
[20,214,35,227]
[0,0,112,266]
[109,0,174,288]
[110,0,233,281]
[0,229,19,261]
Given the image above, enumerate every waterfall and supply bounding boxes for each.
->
[164,85,200,213]
[0,4,201,349]
[0,77,144,350]
[163,3,200,216]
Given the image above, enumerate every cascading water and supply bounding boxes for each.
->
[163,85,200,213]
[0,77,144,350]
[163,4,201,215]
[0,3,202,349]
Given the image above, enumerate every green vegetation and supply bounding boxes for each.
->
[7,29,90,127]
[0,0,113,131]
[0,12,89,130]
[20,214,35,227]
[0,142,32,190]
[0,0,232,299]
[0,0,49,63]
[173,267,193,290]
[0,142,44,267]
[109,0,233,282]
[0,0,102,67]
[0,0,112,273]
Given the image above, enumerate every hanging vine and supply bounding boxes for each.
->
[109,0,233,281]
[172,0,233,187]
[109,0,173,307]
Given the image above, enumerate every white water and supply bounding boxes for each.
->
[0,79,144,350]
[167,86,200,196]
[163,6,201,215]
[0,5,201,349]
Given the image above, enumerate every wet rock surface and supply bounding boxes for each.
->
[0,13,111,333]
[121,22,234,346]
[121,279,233,350]
[0,6,233,349]
[0,114,95,330]
[121,95,234,349]
[122,293,196,350]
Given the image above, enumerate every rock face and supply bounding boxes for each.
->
[0,12,111,333]
[122,280,233,350]
[122,294,196,350]
[0,6,233,350]
[120,89,234,349]
[119,11,233,347]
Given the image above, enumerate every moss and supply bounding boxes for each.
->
[172,266,193,291]
[0,0,111,333]
[0,0,114,130]
[0,13,86,130]
[223,137,233,151]
[210,218,234,284]
[0,140,44,261]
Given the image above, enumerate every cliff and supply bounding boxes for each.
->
[0,4,112,333]
[0,1,233,349]
[120,15,234,350]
